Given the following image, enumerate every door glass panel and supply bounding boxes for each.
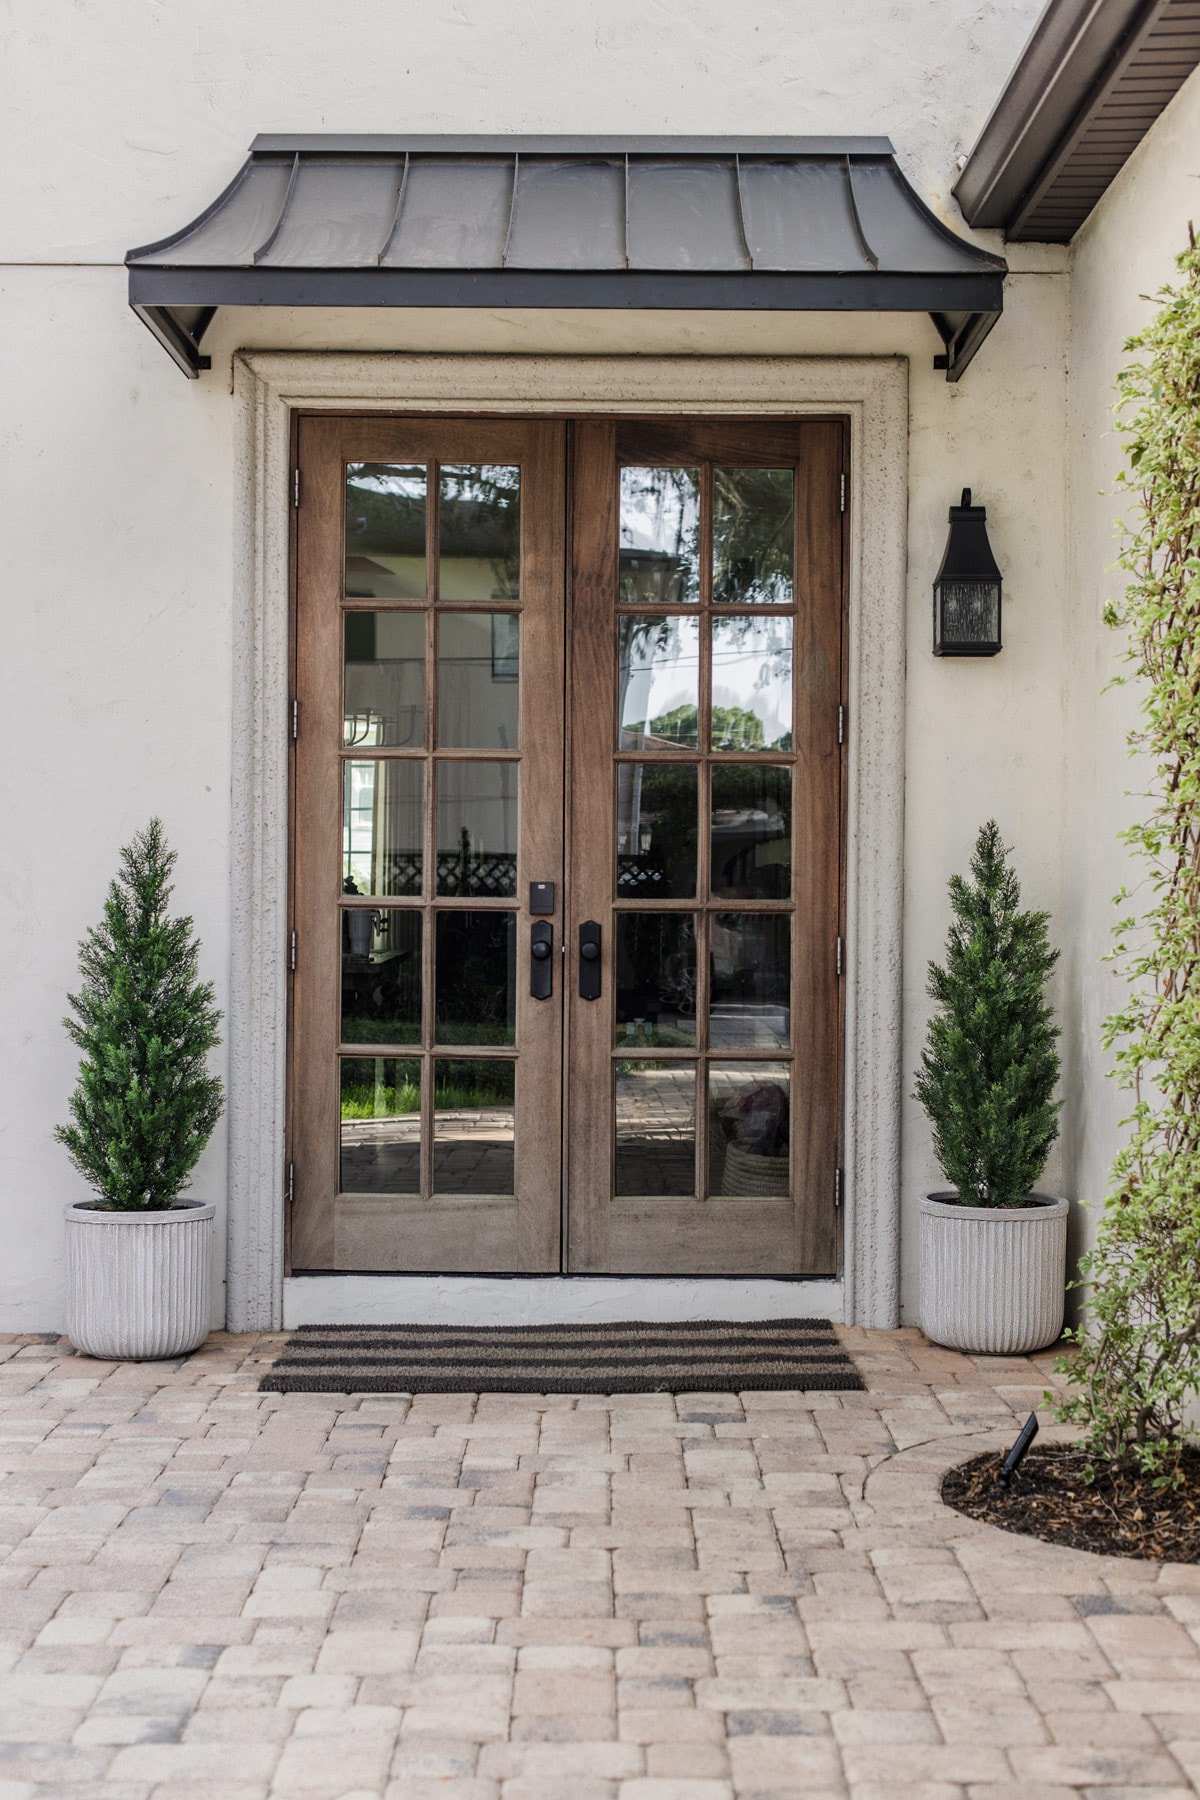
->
[434,1059,516,1194]
[615,1061,695,1195]
[437,762,517,897]
[711,617,793,751]
[340,1058,422,1193]
[343,760,423,897]
[615,914,697,1047]
[435,910,516,1045]
[438,612,520,749]
[618,615,701,749]
[345,464,427,599]
[341,909,421,1044]
[439,465,520,600]
[617,763,697,899]
[713,468,794,605]
[343,611,426,749]
[710,914,790,1049]
[710,765,792,899]
[708,1063,791,1197]
[619,467,701,604]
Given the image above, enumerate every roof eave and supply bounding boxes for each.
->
[955,0,1200,241]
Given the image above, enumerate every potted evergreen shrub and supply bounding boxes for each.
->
[57,821,224,1360]
[914,821,1066,1354]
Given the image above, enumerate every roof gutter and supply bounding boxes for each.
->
[954,0,1200,241]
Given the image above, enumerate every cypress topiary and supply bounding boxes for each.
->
[915,820,1060,1207]
[56,820,223,1211]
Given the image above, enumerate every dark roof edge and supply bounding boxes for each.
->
[249,132,897,157]
[954,0,1200,239]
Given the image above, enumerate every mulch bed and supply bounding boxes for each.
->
[942,1444,1200,1563]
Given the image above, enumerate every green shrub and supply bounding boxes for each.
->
[56,821,223,1211]
[915,821,1060,1207]
[1057,233,1200,1483]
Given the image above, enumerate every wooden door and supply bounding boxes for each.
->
[289,416,566,1273]
[565,419,846,1275]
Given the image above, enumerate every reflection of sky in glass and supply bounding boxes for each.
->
[348,464,425,498]
[619,617,701,747]
[711,618,793,751]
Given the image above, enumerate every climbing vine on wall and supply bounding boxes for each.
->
[1058,230,1200,1482]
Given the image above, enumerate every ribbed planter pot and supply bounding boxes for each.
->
[918,1192,1069,1355]
[64,1201,214,1361]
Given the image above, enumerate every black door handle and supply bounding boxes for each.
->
[530,921,553,1000]
[579,920,602,1001]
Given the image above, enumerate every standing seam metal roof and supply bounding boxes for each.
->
[125,137,1006,379]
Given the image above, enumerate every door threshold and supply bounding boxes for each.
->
[282,1274,844,1328]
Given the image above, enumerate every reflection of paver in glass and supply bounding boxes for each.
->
[339,1107,515,1195]
[340,1114,420,1193]
[708,1004,789,1049]
[436,1103,515,1197]
[615,1064,694,1195]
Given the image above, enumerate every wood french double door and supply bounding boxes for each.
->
[289,414,846,1277]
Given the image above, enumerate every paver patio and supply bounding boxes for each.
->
[0,1327,1197,1799]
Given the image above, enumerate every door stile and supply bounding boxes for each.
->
[291,415,346,1270]
[791,419,846,1274]
[564,421,619,1272]
[516,421,568,1268]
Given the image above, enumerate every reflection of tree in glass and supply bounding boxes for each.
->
[346,464,425,558]
[440,465,520,598]
[646,704,767,749]
[619,468,701,603]
[713,469,794,605]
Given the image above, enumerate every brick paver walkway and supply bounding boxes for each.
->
[1,1328,1197,1798]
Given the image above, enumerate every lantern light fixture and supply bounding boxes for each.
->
[932,488,1002,657]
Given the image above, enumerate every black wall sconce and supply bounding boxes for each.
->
[933,489,1002,656]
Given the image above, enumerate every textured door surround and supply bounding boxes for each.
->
[229,352,908,1330]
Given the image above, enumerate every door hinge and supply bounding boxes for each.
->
[291,698,299,742]
[834,1167,843,1209]
[289,929,297,973]
[286,1161,294,1207]
[293,468,301,509]
[836,934,844,977]
[837,702,845,746]
[839,471,846,513]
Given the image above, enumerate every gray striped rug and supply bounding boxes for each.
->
[259,1319,862,1394]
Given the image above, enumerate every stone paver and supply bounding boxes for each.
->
[0,1327,1196,1797]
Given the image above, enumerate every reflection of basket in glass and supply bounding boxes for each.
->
[721,1140,790,1197]
[716,1080,790,1197]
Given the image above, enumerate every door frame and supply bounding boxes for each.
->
[228,351,908,1330]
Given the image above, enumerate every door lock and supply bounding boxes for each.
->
[530,921,553,1000]
[578,920,602,1001]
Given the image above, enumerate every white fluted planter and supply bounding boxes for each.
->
[64,1201,215,1360]
[918,1192,1069,1355]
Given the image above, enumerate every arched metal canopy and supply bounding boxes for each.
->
[126,135,1006,380]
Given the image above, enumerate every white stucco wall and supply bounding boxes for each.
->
[1061,66,1200,1285]
[0,0,1077,1329]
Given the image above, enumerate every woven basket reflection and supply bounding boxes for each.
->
[720,1142,790,1198]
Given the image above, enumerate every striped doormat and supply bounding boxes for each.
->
[258,1319,862,1395]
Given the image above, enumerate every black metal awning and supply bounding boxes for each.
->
[126,135,1006,380]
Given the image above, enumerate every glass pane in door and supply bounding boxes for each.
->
[438,612,520,748]
[340,1058,422,1193]
[345,464,427,599]
[434,1059,516,1194]
[614,1061,696,1195]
